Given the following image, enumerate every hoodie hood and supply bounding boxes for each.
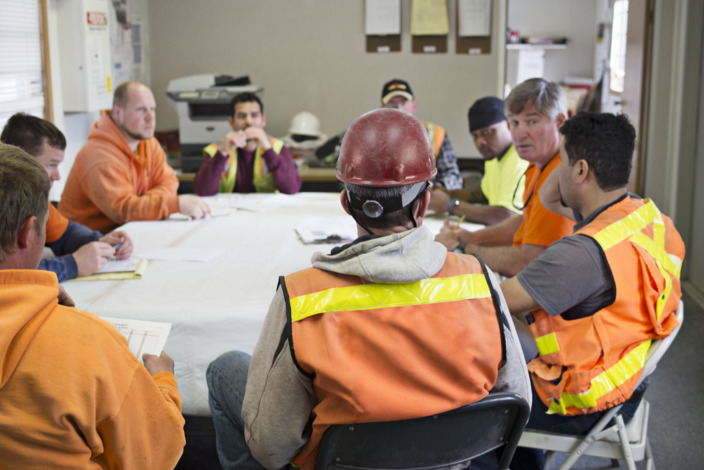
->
[0,270,59,387]
[89,111,140,165]
[311,225,447,283]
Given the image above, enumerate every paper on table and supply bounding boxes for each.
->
[137,247,224,262]
[214,193,307,213]
[296,216,358,244]
[101,316,171,358]
[67,258,148,281]
[97,257,142,273]
[168,204,233,220]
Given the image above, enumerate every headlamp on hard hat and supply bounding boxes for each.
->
[346,181,430,219]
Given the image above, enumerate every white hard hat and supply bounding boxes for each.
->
[289,111,321,137]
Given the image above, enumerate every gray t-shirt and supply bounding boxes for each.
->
[516,234,615,319]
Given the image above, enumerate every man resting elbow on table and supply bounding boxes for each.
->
[434,79,574,278]
[1,113,135,282]
[428,96,528,227]
[193,92,302,196]
[58,81,210,233]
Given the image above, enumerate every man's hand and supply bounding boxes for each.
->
[179,195,211,219]
[429,187,450,213]
[58,285,75,307]
[143,351,175,375]
[99,230,134,259]
[435,220,463,251]
[243,127,271,151]
[218,131,248,154]
[72,241,116,276]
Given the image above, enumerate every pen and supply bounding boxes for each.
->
[453,215,465,231]
[114,243,123,250]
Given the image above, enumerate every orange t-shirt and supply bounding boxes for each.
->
[512,154,574,247]
[45,203,69,244]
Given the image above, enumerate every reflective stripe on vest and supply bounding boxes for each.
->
[290,273,491,322]
[204,139,284,193]
[533,199,680,359]
[532,198,679,414]
[547,339,651,415]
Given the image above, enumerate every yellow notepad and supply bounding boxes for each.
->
[67,259,148,282]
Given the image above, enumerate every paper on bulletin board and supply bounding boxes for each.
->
[365,0,401,35]
[411,0,449,36]
[458,0,491,37]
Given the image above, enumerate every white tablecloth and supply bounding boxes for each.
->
[63,192,474,415]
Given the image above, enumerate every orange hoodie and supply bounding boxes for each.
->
[58,111,180,232]
[0,270,185,468]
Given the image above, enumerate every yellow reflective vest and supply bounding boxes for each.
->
[283,252,505,470]
[203,138,284,193]
[527,196,684,416]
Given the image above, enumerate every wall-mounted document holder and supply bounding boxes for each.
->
[366,35,402,53]
[456,35,491,55]
[412,35,447,53]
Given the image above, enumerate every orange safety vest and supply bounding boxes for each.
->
[284,252,506,470]
[203,138,284,193]
[527,197,683,416]
[422,121,445,158]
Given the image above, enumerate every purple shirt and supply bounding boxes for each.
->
[193,144,301,196]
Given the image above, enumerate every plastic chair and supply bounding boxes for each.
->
[518,300,684,470]
[315,392,530,470]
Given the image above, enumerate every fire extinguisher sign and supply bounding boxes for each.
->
[87,11,108,28]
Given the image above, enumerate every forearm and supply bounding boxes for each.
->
[47,220,102,255]
[193,152,228,196]
[464,243,545,278]
[461,214,522,247]
[455,202,519,226]
[262,147,302,194]
[38,255,78,282]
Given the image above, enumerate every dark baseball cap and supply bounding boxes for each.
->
[381,79,414,104]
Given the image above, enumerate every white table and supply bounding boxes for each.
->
[63,192,474,415]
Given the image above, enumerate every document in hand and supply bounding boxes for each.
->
[100,316,171,359]
[68,258,148,281]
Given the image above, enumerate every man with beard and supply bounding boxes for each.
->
[59,81,210,232]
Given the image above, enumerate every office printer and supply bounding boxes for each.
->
[166,74,262,172]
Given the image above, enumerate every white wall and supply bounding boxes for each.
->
[148,0,507,159]
[507,0,601,83]
[46,0,149,201]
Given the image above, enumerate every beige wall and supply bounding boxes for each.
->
[148,0,507,158]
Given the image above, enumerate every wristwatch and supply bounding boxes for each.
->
[447,197,460,215]
[453,241,467,254]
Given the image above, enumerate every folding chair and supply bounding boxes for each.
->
[315,392,530,470]
[518,300,684,470]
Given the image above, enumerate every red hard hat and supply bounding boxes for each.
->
[336,108,437,186]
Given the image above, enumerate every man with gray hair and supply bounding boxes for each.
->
[0,143,186,467]
[436,78,574,277]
